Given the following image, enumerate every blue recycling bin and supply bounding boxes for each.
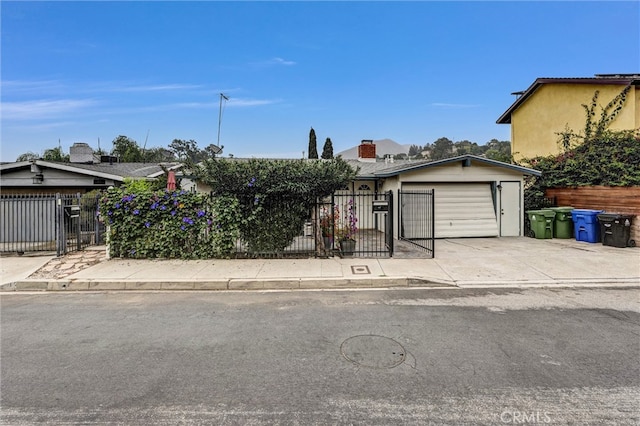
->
[571,209,603,243]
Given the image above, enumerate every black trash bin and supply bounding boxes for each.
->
[597,213,636,248]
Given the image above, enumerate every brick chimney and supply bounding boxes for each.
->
[358,139,376,162]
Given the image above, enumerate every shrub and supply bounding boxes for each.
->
[100,188,220,259]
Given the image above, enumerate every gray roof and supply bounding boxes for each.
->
[0,160,182,181]
[348,155,541,178]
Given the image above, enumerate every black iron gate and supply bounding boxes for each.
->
[319,191,393,258]
[398,190,435,257]
[0,193,103,256]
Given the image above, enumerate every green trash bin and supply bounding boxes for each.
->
[548,207,574,239]
[526,210,556,239]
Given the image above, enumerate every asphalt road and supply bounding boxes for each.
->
[2,287,639,425]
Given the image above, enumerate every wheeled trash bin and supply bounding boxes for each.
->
[548,207,574,239]
[597,213,636,248]
[526,210,556,239]
[571,209,602,243]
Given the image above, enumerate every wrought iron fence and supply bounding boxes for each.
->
[319,191,394,258]
[0,193,103,256]
[398,190,435,257]
[228,192,393,258]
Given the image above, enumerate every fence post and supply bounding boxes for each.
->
[76,192,82,251]
[55,193,63,256]
[94,194,100,245]
[387,190,394,256]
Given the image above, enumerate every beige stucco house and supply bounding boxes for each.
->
[497,74,640,161]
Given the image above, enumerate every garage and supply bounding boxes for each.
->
[402,183,499,238]
[364,155,541,240]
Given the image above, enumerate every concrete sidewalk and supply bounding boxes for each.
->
[1,238,639,292]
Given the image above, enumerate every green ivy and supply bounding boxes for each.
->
[520,129,640,215]
[100,188,217,259]
[101,158,356,259]
[192,158,356,255]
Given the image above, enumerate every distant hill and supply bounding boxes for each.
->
[336,139,410,159]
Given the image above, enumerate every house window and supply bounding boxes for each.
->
[358,184,371,191]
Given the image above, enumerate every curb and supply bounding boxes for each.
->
[1,277,456,292]
[3,277,639,292]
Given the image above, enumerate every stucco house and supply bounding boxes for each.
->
[497,74,640,161]
[346,141,541,239]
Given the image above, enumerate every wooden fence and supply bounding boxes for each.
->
[545,186,640,242]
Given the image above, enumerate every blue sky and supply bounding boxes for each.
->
[1,1,638,162]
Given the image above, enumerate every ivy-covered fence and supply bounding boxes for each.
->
[100,158,357,259]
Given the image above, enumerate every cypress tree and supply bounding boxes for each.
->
[321,137,334,159]
[308,127,318,159]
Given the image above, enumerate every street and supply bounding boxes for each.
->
[2,287,639,425]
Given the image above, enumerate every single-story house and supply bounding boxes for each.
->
[346,141,541,238]
[0,143,181,195]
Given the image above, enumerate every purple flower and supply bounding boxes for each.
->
[145,222,151,228]
[171,210,176,216]
[115,202,121,209]
[197,210,205,218]
[180,225,186,231]
[150,202,159,210]
[182,217,194,225]
[107,210,113,216]
[248,177,256,187]
[160,205,166,211]
[133,209,140,215]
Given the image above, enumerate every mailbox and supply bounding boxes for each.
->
[64,205,81,218]
[372,200,389,214]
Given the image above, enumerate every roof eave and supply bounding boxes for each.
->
[373,155,541,178]
[497,76,639,124]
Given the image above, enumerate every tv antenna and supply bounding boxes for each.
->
[217,93,229,147]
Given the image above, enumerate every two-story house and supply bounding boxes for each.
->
[497,74,640,161]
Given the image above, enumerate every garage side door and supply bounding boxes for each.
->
[403,183,499,238]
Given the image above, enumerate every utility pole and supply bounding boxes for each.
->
[217,93,229,147]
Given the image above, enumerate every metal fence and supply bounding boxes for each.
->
[228,192,394,258]
[398,190,435,257]
[0,193,103,256]
[320,191,394,258]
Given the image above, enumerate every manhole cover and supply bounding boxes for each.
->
[340,335,406,368]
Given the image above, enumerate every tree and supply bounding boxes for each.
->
[484,139,512,162]
[16,151,39,162]
[431,137,454,160]
[42,146,69,162]
[143,147,175,163]
[169,139,201,163]
[408,144,422,157]
[308,127,318,159]
[111,135,143,162]
[321,137,334,159]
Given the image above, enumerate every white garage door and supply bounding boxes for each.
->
[403,183,498,238]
